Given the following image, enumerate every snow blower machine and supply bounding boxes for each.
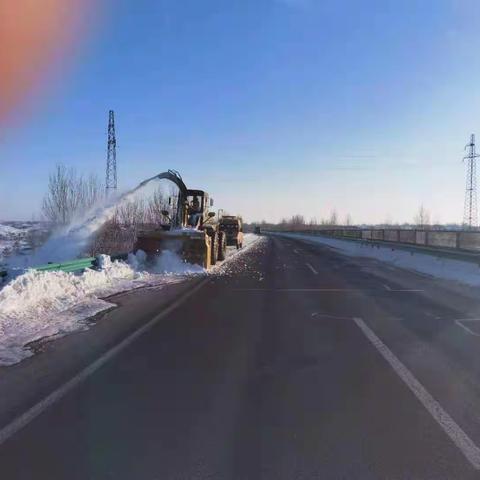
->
[134,170,226,269]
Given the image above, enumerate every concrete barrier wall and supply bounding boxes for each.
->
[384,230,399,242]
[343,230,362,239]
[427,231,457,248]
[371,230,384,240]
[415,231,427,245]
[279,228,480,253]
[458,232,480,251]
[399,230,416,243]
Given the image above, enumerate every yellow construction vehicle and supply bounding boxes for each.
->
[134,170,226,269]
[219,215,244,249]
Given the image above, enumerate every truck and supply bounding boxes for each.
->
[219,215,244,249]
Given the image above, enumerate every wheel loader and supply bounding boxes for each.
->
[134,170,226,269]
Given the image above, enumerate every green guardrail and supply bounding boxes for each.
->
[34,253,130,274]
[0,252,130,282]
[34,257,97,273]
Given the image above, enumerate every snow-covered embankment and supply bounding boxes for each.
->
[278,232,480,287]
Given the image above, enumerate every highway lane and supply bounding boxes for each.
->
[1,235,480,478]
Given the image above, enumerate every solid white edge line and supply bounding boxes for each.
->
[390,289,424,292]
[0,276,210,447]
[232,288,423,293]
[233,288,364,292]
[383,284,392,291]
[353,316,480,469]
[305,262,318,275]
[455,320,480,337]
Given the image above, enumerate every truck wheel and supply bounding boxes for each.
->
[218,233,227,261]
[210,234,218,266]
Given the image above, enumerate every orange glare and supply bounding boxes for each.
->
[0,0,93,124]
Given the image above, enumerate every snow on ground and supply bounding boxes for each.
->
[212,233,268,278]
[0,257,169,366]
[0,224,24,260]
[0,221,50,260]
[0,234,262,366]
[279,233,480,287]
[0,224,23,236]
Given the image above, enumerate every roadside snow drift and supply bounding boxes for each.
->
[279,233,480,287]
[0,234,262,366]
[0,258,163,366]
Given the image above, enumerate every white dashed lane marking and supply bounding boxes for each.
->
[305,262,318,275]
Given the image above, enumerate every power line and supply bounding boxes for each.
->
[106,110,117,196]
[463,133,479,229]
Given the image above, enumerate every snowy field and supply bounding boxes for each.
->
[279,233,480,287]
[0,234,263,366]
[0,221,50,260]
[0,224,27,259]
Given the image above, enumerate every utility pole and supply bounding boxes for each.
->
[106,110,117,196]
[463,134,479,229]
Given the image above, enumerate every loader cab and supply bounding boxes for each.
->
[185,190,215,228]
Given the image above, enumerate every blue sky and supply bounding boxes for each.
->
[2,0,480,223]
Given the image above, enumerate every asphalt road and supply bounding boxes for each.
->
[2,234,480,479]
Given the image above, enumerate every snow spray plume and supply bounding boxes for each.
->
[6,175,179,274]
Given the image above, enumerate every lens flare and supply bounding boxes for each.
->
[0,0,95,125]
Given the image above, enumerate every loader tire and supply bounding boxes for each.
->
[218,232,227,261]
[210,233,218,266]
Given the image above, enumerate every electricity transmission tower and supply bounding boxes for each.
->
[463,133,479,229]
[106,110,117,196]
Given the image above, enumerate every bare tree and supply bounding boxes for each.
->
[116,198,147,227]
[344,214,353,226]
[328,209,338,226]
[414,204,430,228]
[291,214,305,225]
[42,164,102,225]
[146,188,170,224]
[289,214,305,230]
[82,173,103,212]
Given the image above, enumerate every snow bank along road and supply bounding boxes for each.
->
[4,235,480,477]
[0,233,260,366]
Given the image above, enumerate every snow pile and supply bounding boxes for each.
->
[153,250,205,275]
[280,233,480,287]
[0,260,141,365]
[0,234,264,366]
[0,255,189,366]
